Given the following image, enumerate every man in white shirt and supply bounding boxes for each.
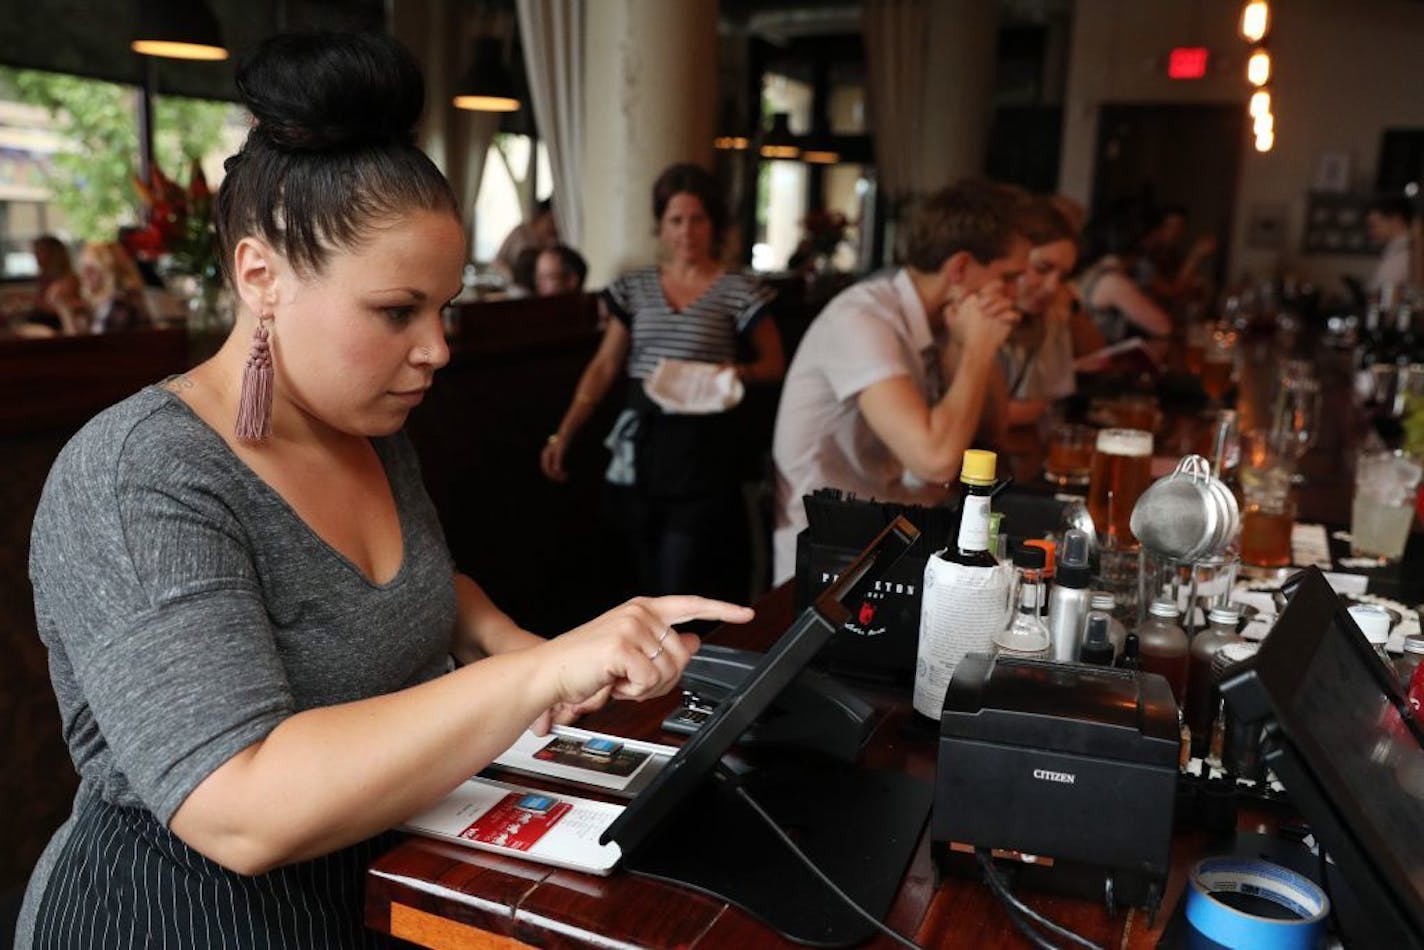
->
[770,181,1029,583]
[1367,197,1415,294]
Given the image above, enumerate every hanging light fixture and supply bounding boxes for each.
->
[1240,2,1274,153]
[131,0,228,61]
[759,113,800,160]
[453,37,520,112]
[800,132,840,165]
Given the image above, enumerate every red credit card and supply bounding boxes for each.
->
[460,793,572,852]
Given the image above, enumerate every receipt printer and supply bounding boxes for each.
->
[932,654,1180,915]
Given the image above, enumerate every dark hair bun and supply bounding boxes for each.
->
[236,32,424,152]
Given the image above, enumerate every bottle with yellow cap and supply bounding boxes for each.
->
[914,449,1012,720]
[945,448,998,567]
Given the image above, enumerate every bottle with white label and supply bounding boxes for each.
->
[915,450,1010,720]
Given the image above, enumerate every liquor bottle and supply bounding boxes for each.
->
[944,449,998,567]
[993,545,1051,659]
[1358,298,1385,370]
[1394,302,1418,369]
[1023,538,1055,620]
[1119,633,1141,671]
[1136,598,1190,705]
[914,450,1011,720]
[1185,606,1245,757]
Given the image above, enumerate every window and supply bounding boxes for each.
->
[0,67,239,280]
[753,74,812,273]
[473,134,553,266]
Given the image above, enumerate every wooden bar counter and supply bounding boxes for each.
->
[366,583,1266,950]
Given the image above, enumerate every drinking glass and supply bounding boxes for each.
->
[1087,428,1153,548]
[1137,548,1239,633]
[1352,450,1423,562]
[1238,433,1295,569]
[1183,320,1207,376]
[1044,423,1096,487]
[1114,394,1159,433]
[1200,326,1238,403]
[1269,376,1321,483]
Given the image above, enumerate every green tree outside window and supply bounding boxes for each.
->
[0,67,231,242]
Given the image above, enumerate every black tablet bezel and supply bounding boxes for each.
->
[1220,567,1424,944]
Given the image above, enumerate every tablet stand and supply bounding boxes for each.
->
[623,760,932,948]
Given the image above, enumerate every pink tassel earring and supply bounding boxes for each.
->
[234,314,274,443]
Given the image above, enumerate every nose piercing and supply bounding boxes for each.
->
[418,346,431,361]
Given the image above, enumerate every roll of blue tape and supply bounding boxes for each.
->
[1185,857,1330,949]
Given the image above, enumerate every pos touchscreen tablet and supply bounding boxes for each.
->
[599,516,920,856]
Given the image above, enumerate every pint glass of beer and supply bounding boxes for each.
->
[1088,428,1153,546]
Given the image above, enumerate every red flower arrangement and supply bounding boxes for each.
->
[123,158,217,282]
[802,208,851,256]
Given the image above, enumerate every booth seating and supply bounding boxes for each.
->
[0,328,190,902]
[0,281,823,913]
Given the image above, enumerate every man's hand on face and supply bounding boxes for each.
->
[951,281,1020,355]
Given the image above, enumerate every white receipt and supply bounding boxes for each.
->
[1323,572,1369,596]
[914,557,1011,718]
[1290,523,1331,569]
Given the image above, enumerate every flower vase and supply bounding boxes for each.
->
[187,277,231,334]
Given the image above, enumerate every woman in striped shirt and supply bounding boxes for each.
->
[541,164,785,602]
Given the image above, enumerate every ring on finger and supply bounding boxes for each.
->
[647,646,665,661]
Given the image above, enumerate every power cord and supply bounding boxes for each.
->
[975,849,1106,950]
[730,784,925,950]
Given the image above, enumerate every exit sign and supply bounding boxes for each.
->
[1168,47,1210,79]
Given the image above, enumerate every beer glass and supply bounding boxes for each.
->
[1113,394,1159,432]
[1200,326,1237,403]
[1239,432,1295,569]
[1184,320,1207,375]
[1044,423,1096,486]
[1269,376,1320,483]
[1087,428,1153,547]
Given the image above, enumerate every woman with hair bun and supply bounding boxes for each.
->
[540,163,785,602]
[19,32,749,948]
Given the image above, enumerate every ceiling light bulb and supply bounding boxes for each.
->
[1253,112,1274,136]
[1241,2,1270,43]
[1255,130,1274,152]
[1249,90,1271,118]
[1247,49,1271,87]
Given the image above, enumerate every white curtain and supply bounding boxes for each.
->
[451,111,502,242]
[862,0,931,207]
[516,0,585,248]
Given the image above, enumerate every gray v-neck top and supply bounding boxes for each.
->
[28,383,456,821]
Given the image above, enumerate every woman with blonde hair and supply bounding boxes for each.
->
[75,241,153,333]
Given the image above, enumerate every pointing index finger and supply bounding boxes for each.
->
[646,595,755,628]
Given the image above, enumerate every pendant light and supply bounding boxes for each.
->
[760,113,800,160]
[131,0,229,61]
[801,132,840,165]
[453,37,520,113]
